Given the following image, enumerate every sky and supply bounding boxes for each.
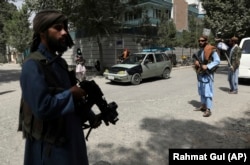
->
[12,0,24,9]
[12,0,35,24]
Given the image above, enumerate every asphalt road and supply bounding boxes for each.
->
[0,62,249,165]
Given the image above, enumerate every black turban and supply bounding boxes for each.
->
[30,9,74,52]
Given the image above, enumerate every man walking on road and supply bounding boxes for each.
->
[193,35,220,117]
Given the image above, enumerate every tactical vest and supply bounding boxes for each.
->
[18,51,68,146]
[196,46,219,74]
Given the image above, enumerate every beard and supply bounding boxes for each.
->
[46,33,68,53]
[199,43,206,48]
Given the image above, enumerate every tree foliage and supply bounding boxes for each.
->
[1,0,204,64]
[180,30,191,48]
[157,13,177,48]
[24,0,128,34]
[3,4,32,53]
[23,0,131,71]
[176,15,203,49]
[24,0,80,22]
[201,0,250,39]
[138,15,158,47]
[0,0,20,62]
[75,0,125,37]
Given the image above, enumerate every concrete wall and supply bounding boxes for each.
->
[63,34,143,68]
[62,34,199,69]
[174,47,199,62]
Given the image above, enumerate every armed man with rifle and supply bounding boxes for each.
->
[193,35,220,117]
[18,10,118,165]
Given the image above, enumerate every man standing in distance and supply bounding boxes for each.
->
[228,36,241,94]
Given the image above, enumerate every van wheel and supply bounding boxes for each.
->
[162,68,170,79]
[131,73,141,85]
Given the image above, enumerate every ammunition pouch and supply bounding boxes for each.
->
[18,96,67,146]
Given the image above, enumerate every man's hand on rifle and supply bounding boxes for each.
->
[201,64,208,70]
[194,60,200,67]
[230,65,234,71]
[194,60,209,74]
[70,85,87,100]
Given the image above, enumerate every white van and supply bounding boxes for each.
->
[239,37,250,79]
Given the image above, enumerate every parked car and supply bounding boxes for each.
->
[239,37,250,79]
[103,51,172,85]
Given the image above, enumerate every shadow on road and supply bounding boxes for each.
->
[88,111,250,165]
[218,81,250,93]
[0,69,21,84]
[188,100,201,109]
[105,77,169,86]
[219,87,229,93]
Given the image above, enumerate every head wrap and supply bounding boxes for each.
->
[30,9,74,52]
[230,36,239,44]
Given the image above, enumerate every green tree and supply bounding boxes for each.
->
[75,0,127,72]
[181,30,191,48]
[139,15,157,47]
[157,13,177,48]
[201,0,250,39]
[24,0,79,19]
[4,4,32,53]
[179,30,192,56]
[24,0,132,72]
[188,15,200,48]
[0,0,18,62]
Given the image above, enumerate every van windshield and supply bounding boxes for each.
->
[122,54,146,64]
[241,40,250,54]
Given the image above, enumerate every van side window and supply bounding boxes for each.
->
[162,53,170,61]
[242,40,250,54]
[155,53,164,62]
[146,54,154,63]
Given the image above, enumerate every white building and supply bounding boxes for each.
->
[185,0,206,15]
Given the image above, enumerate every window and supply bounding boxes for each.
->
[162,53,170,61]
[242,40,250,54]
[125,10,142,21]
[154,9,162,19]
[155,53,164,62]
[146,54,154,63]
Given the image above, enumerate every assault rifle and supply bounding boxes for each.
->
[193,53,207,74]
[77,80,119,140]
[192,53,219,75]
[192,53,215,82]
